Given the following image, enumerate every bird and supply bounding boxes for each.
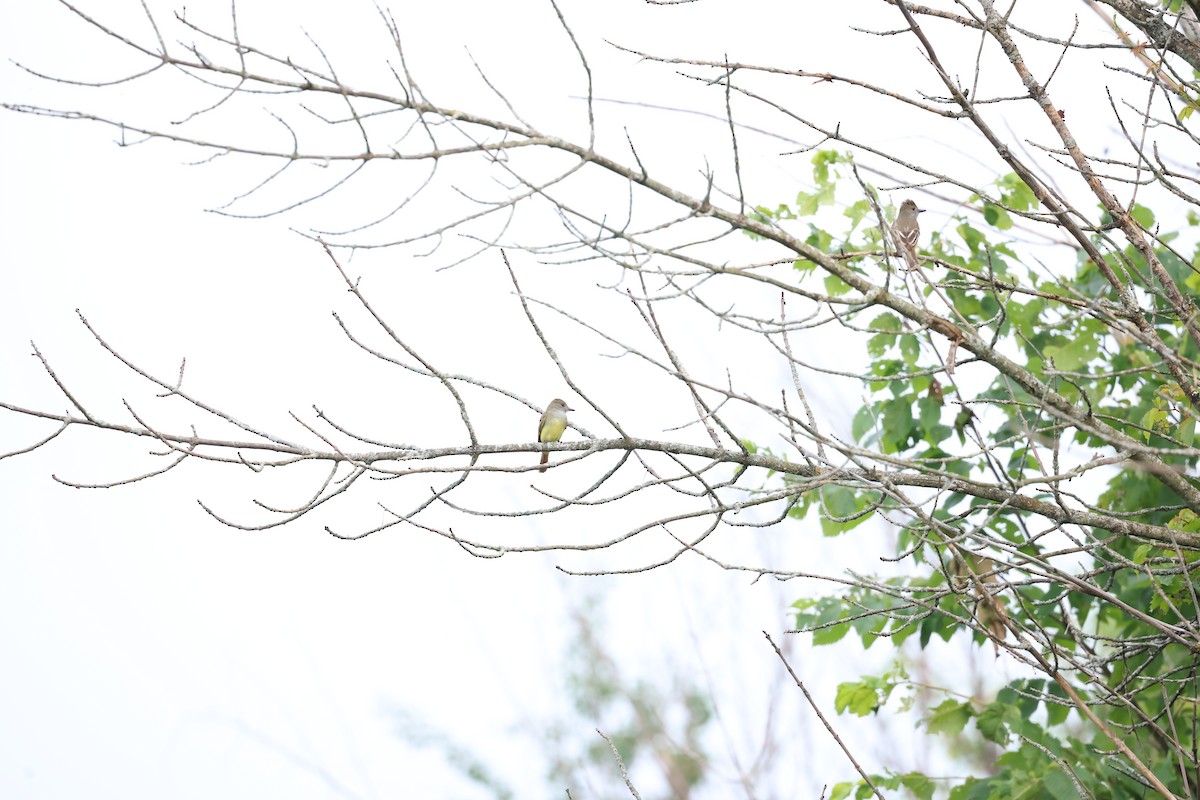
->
[537,398,573,472]
[892,198,924,270]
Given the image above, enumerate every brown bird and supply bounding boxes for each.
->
[892,198,924,270]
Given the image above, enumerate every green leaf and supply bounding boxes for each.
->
[957,222,987,254]
[807,599,852,646]
[844,199,873,229]
[1044,682,1070,727]
[918,396,942,431]
[1040,769,1080,800]
[880,398,916,453]
[822,485,858,517]
[1130,203,1155,229]
[867,331,896,358]
[917,604,957,648]
[824,274,852,296]
[900,772,936,800]
[819,485,873,536]
[829,783,853,800]
[811,149,846,185]
[975,701,1014,745]
[851,405,876,443]
[1180,414,1196,446]
[872,312,902,332]
[998,173,1037,211]
[796,190,821,216]
[855,782,879,800]
[948,777,992,800]
[983,201,1013,230]
[1042,333,1099,371]
[1169,509,1200,532]
[811,624,849,646]
[925,424,954,448]
[835,681,880,716]
[926,699,972,737]
[1140,408,1168,441]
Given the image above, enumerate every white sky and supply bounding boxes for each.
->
[0,1,1136,797]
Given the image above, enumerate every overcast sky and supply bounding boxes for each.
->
[0,1,1125,797]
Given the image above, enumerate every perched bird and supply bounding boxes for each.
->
[537,398,573,472]
[892,198,924,270]
[975,593,1010,656]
